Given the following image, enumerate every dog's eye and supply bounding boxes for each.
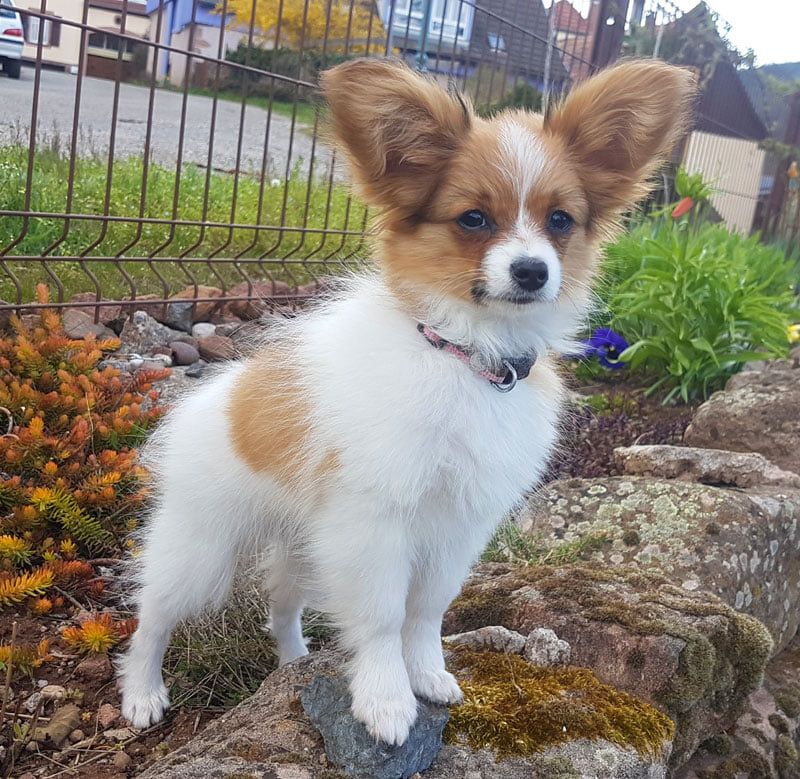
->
[457,210,489,231]
[547,210,573,234]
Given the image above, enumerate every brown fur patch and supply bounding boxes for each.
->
[228,347,335,487]
[544,59,696,232]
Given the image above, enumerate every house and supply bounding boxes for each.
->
[145,0,247,85]
[20,0,150,79]
[379,0,568,93]
[625,2,768,234]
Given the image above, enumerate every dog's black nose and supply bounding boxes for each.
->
[510,258,549,292]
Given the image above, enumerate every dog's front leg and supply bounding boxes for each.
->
[313,503,417,746]
[401,550,471,706]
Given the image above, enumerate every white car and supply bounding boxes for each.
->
[0,0,23,79]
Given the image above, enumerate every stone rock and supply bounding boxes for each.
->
[74,653,113,684]
[19,313,40,331]
[160,301,195,333]
[300,673,448,779]
[97,703,121,729]
[152,366,204,405]
[171,333,199,347]
[24,692,42,713]
[170,285,224,322]
[138,649,671,779]
[518,477,800,653]
[444,626,526,655]
[614,445,800,489]
[69,729,85,743]
[214,321,243,338]
[33,703,81,746]
[523,628,571,667]
[0,300,13,331]
[197,334,236,361]
[185,361,207,379]
[121,294,169,321]
[443,563,773,769]
[69,293,125,331]
[114,750,133,771]
[119,311,183,356]
[225,280,292,320]
[40,684,66,703]
[61,309,117,340]
[143,353,172,368]
[679,632,800,778]
[684,363,800,474]
[191,322,217,339]
[104,727,136,741]
[170,340,201,366]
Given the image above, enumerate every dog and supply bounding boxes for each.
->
[118,57,694,746]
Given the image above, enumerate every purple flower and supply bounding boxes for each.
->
[582,327,629,370]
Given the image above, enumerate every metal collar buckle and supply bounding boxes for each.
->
[490,360,518,393]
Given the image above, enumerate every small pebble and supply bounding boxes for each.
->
[41,684,67,702]
[113,751,132,771]
[105,727,136,742]
[97,702,121,729]
[36,679,48,688]
[26,740,39,752]
[191,322,216,339]
[69,729,85,743]
[185,361,206,378]
[24,692,42,713]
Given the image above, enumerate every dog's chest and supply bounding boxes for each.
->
[327,369,559,522]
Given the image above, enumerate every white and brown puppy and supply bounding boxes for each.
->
[119,58,694,745]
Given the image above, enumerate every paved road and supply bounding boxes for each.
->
[0,67,333,178]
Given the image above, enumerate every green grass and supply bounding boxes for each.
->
[482,522,610,566]
[182,86,319,128]
[0,141,369,304]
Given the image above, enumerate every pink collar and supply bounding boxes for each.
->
[417,323,535,393]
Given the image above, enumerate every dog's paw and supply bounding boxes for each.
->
[409,668,463,705]
[121,683,170,729]
[351,689,419,746]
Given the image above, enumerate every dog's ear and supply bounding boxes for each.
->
[545,60,696,229]
[320,58,472,214]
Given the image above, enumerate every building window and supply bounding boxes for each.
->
[88,31,136,54]
[487,32,506,52]
[26,11,60,47]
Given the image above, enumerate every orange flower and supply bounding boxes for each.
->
[62,613,119,654]
[671,196,694,218]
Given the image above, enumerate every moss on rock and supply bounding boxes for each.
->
[444,647,674,761]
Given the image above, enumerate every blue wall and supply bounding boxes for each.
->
[145,0,224,34]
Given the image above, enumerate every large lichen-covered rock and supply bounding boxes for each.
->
[684,359,800,475]
[517,477,800,653]
[678,632,800,778]
[139,648,674,779]
[443,564,773,769]
[614,445,800,490]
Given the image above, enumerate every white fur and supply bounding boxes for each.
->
[482,121,562,302]
[118,271,573,745]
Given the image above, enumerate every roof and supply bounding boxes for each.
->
[665,3,768,141]
[552,0,589,35]
[469,0,569,84]
[89,0,148,15]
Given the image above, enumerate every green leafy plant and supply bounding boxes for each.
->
[603,220,796,402]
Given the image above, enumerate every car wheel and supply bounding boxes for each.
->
[6,60,21,79]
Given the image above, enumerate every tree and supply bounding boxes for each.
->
[221,0,383,52]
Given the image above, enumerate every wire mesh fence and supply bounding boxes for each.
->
[0,0,793,319]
